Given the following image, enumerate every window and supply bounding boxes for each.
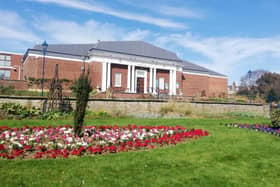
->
[115,72,122,87]
[159,77,165,90]
[0,70,10,80]
[0,55,11,67]
[176,82,179,89]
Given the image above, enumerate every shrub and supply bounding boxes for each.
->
[271,109,280,128]
[0,85,15,95]
[0,103,41,119]
[159,104,175,115]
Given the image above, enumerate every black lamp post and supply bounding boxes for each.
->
[248,70,252,103]
[41,40,48,96]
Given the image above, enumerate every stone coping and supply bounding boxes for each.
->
[0,95,265,106]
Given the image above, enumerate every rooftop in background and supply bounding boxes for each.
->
[183,61,227,77]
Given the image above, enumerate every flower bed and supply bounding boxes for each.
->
[0,125,209,159]
[225,123,280,136]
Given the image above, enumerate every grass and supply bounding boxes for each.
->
[0,117,280,187]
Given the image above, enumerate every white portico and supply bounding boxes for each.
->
[90,55,179,95]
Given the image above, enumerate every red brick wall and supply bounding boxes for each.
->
[0,80,27,90]
[182,73,209,97]
[111,64,128,92]
[89,62,102,90]
[182,73,228,97]
[23,56,89,81]
[0,53,23,80]
[208,77,228,97]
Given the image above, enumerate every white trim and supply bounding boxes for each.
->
[0,66,16,70]
[149,67,153,93]
[101,62,107,91]
[131,65,135,93]
[153,68,156,94]
[89,56,177,71]
[0,51,23,56]
[169,70,173,95]
[89,50,182,68]
[183,71,228,79]
[135,69,147,94]
[106,62,111,88]
[127,65,131,92]
[28,53,87,63]
[173,70,177,95]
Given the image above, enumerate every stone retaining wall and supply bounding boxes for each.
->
[0,96,269,117]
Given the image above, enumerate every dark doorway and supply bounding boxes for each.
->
[136,77,144,93]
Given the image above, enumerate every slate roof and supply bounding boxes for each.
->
[25,41,226,77]
[89,41,181,62]
[182,61,227,77]
[28,43,95,60]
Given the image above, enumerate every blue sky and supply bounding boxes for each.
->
[1,0,280,84]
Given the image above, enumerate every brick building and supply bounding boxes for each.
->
[2,41,228,97]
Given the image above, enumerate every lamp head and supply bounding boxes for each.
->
[41,40,48,54]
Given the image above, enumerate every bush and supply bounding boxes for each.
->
[0,103,41,119]
[0,85,15,95]
[0,102,72,120]
[271,109,280,128]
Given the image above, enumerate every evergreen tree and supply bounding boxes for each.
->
[73,71,92,137]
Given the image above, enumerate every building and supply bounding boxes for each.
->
[3,41,228,97]
[0,51,23,80]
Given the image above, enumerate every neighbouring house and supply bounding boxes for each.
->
[0,51,26,90]
[1,41,228,97]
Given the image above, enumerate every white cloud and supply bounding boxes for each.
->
[0,10,39,43]
[117,0,204,19]
[158,6,204,19]
[30,0,187,29]
[32,17,152,43]
[124,30,151,41]
[156,32,280,77]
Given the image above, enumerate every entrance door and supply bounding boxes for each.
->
[136,77,144,93]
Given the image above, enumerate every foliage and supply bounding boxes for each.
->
[85,110,112,118]
[271,109,280,128]
[239,69,267,87]
[73,72,92,136]
[0,103,72,120]
[256,72,280,102]
[159,102,193,117]
[27,77,50,87]
[0,103,41,119]
[0,85,15,95]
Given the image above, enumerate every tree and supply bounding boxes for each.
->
[72,70,92,137]
[237,69,267,97]
[239,69,267,87]
[256,72,280,102]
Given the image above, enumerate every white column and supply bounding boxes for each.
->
[153,68,157,94]
[101,62,107,91]
[131,65,135,93]
[169,69,173,95]
[173,70,177,95]
[106,63,111,88]
[144,71,147,94]
[149,67,153,93]
[127,65,131,92]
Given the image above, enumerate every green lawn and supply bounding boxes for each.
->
[1,117,280,187]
